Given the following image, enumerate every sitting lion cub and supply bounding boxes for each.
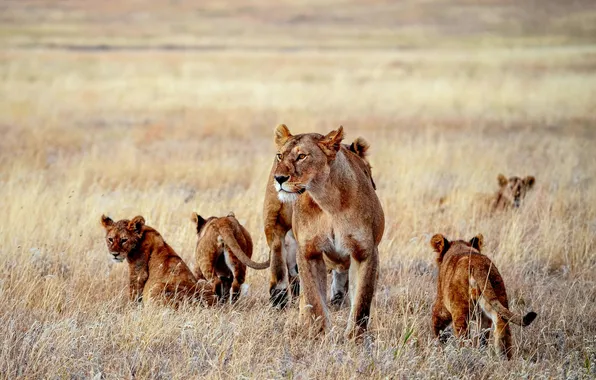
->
[430,233,537,359]
[493,174,535,210]
[191,212,269,303]
[101,214,217,307]
[438,174,536,214]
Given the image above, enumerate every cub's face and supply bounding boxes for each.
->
[272,124,344,203]
[100,215,145,262]
[497,175,536,208]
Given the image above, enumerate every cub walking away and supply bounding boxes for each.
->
[430,233,537,359]
[192,212,269,303]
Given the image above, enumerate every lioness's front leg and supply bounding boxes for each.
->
[345,246,379,340]
[297,246,330,336]
[266,226,291,308]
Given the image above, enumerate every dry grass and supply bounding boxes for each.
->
[1,0,595,378]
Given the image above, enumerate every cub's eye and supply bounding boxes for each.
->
[108,237,114,243]
[297,154,307,160]
[276,153,282,161]
[121,238,128,244]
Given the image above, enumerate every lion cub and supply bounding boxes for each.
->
[191,212,269,304]
[101,215,217,307]
[439,174,536,214]
[430,233,537,359]
[493,174,535,210]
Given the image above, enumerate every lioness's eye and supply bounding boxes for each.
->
[121,238,128,244]
[108,237,114,243]
[276,153,282,161]
[297,154,306,160]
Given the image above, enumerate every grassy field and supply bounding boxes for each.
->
[1,0,595,378]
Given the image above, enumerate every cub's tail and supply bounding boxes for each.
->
[218,226,269,270]
[471,273,537,327]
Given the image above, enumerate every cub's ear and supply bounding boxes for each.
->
[469,234,484,251]
[498,174,508,187]
[524,176,536,189]
[430,234,450,256]
[319,126,345,157]
[191,212,207,233]
[274,124,293,149]
[128,216,145,234]
[101,215,114,228]
[227,211,235,218]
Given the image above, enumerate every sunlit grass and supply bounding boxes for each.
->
[0,0,595,378]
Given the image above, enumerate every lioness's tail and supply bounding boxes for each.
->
[471,273,537,327]
[218,226,270,270]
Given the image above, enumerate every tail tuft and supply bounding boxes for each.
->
[522,311,537,326]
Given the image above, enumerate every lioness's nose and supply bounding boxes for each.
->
[275,175,290,185]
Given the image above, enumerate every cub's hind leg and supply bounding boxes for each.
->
[432,302,452,343]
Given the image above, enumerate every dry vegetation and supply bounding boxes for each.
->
[1,0,596,378]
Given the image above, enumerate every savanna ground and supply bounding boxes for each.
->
[1,0,596,378]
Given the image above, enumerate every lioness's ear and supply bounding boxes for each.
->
[469,234,483,251]
[227,211,235,218]
[319,126,345,157]
[524,176,535,189]
[498,174,508,187]
[128,216,145,234]
[430,234,450,258]
[274,124,292,149]
[101,215,114,228]
[191,212,207,233]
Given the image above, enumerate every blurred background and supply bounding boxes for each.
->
[0,1,595,378]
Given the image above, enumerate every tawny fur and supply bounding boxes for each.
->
[263,128,377,308]
[191,211,267,303]
[100,215,217,307]
[439,174,536,213]
[271,124,385,340]
[430,233,537,359]
[492,174,535,210]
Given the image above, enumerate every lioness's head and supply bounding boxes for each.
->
[100,215,145,263]
[430,233,483,264]
[272,124,344,202]
[497,174,536,208]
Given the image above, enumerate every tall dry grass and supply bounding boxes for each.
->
[1,0,595,378]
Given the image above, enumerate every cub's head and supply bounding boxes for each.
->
[190,212,220,238]
[497,174,536,208]
[272,124,344,202]
[430,233,483,264]
[100,215,145,263]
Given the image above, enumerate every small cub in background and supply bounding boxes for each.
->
[430,233,537,359]
[493,174,535,210]
[101,214,217,307]
[192,212,269,304]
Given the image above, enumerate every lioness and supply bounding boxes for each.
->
[264,131,376,309]
[493,174,535,210]
[191,211,268,303]
[430,233,537,359]
[101,215,217,307]
[272,124,384,339]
